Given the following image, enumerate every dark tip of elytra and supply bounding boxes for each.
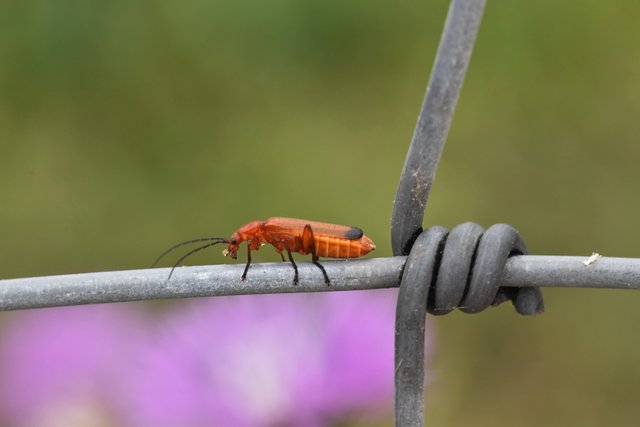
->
[345,227,364,240]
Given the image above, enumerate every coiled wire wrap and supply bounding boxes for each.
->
[406,223,544,316]
[395,223,544,426]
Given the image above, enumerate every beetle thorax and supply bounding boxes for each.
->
[236,220,265,241]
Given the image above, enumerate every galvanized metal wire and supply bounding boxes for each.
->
[1,254,639,311]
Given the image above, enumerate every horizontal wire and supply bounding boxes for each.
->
[1,255,639,311]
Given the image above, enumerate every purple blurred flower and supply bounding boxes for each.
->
[0,289,430,427]
[0,303,148,426]
[123,290,400,427]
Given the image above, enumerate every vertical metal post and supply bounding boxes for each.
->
[392,0,486,426]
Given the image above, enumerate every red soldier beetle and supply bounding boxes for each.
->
[152,217,376,286]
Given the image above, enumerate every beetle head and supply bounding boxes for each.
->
[222,232,241,259]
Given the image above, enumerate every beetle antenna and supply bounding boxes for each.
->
[152,237,228,268]
[166,240,228,281]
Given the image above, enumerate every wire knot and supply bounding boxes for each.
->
[401,222,544,315]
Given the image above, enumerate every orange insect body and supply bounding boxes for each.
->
[224,217,376,285]
[156,217,376,286]
[228,217,376,259]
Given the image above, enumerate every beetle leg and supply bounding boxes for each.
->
[286,249,299,285]
[312,255,330,286]
[302,224,331,286]
[241,244,252,281]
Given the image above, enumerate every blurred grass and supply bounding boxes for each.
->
[1,0,640,425]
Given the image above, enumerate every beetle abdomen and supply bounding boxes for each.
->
[314,235,375,258]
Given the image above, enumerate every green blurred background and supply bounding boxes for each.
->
[1,0,640,425]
